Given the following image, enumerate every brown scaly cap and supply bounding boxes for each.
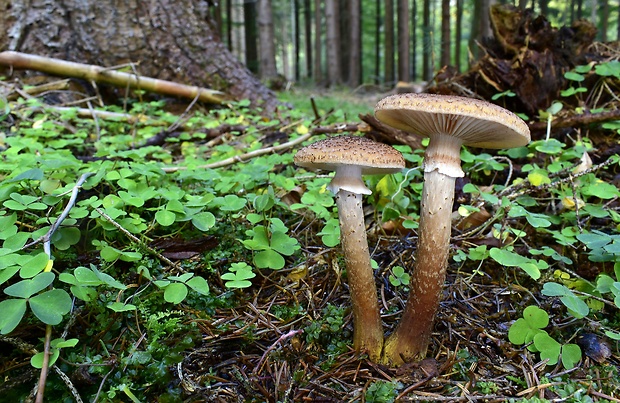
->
[294,135,405,174]
[375,93,531,149]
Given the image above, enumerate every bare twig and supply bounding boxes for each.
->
[92,207,181,270]
[162,131,314,172]
[253,329,303,375]
[0,51,225,104]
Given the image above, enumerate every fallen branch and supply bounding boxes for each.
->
[0,51,225,104]
[161,123,364,172]
[528,108,620,132]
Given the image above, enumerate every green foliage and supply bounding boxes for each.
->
[388,266,410,287]
[221,262,256,288]
[365,380,403,403]
[509,306,582,369]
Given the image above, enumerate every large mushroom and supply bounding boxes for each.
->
[374,93,530,365]
[294,135,405,361]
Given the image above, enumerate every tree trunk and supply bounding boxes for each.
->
[294,0,301,81]
[348,0,362,87]
[314,0,324,85]
[305,0,313,78]
[455,0,463,72]
[325,0,341,86]
[469,0,493,63]
[375,0,382,84]
[397,0,410,82]
[244,1,259,74]
[258,0,278,81]
[0,0,279,111]
[411,0,418,80]
[440,0,451,67]
[385,0,395,84]
[600,0,609,42]
[422,0,432,81]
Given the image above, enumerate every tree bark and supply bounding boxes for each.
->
[454,0,463,72]
[441,0,451,67]
[422,0,432,81]
[314,0,324,85]
[397,0,410,82]
[244,1,259,74]
[325,0,341,86]
[257,0,278,81]
[304,0,313,78]
[385,0,395,84]
[0,0,280,111]
[411,0,418,80]
[348,0,362,87]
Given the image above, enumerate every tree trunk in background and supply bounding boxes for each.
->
[294,0,301,81]
[325,0,340,86]
[305,0,313,79]
[338,1,350,84]
[411,0,418,80]
[397,0,410,82]
[258,0,278,81]
[617,3,620,40]
[384,0,395,84]
[440,0,451,67]
[348,0,362,87]
[539,0,549,16]
[422,0,432,81]
[244,1,259,74]
[591,0,598,34]
[469,0,492,64]
[375,0,382,84]
[455,0,463,72]
[314,0,324,85]
[0,0,279,110]
[226,0,234,50]
[600,0,609,41]
[231,1,246,63]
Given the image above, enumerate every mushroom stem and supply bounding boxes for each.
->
[382,166,456,365]
[336,189,384,361]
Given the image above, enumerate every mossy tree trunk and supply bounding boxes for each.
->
[0,0,279,110]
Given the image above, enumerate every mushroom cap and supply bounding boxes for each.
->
[374,93,531,149]
[294,135,405,174]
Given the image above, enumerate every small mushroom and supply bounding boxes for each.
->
[294,135,405,361]
[375,93,530,365]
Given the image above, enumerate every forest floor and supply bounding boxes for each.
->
[1,69,620,403]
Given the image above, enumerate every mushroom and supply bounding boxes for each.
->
[294,135,405,361]
[374,93,530,365]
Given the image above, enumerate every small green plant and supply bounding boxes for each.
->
[508,306,582,369]
[221,262,256,288]
[153,272,210,304]
[365,380,402,403]
[388,266,410,287]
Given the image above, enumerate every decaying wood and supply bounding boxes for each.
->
[529,108,620,131]
[360,113,424,150]
[0,51,225,104]
[429,4,599,116]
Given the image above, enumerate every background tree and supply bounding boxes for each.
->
[0,0,279,110]
[258,0,278,81]
[325,0,341,86]
[384,0,396,84]
[422,0,433,81]
[468,0,493,63]
[349,0,362,87]
[398,0,411,82]
[454,0,464,72]
[244,1,259,74]
[441,0,451,68]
